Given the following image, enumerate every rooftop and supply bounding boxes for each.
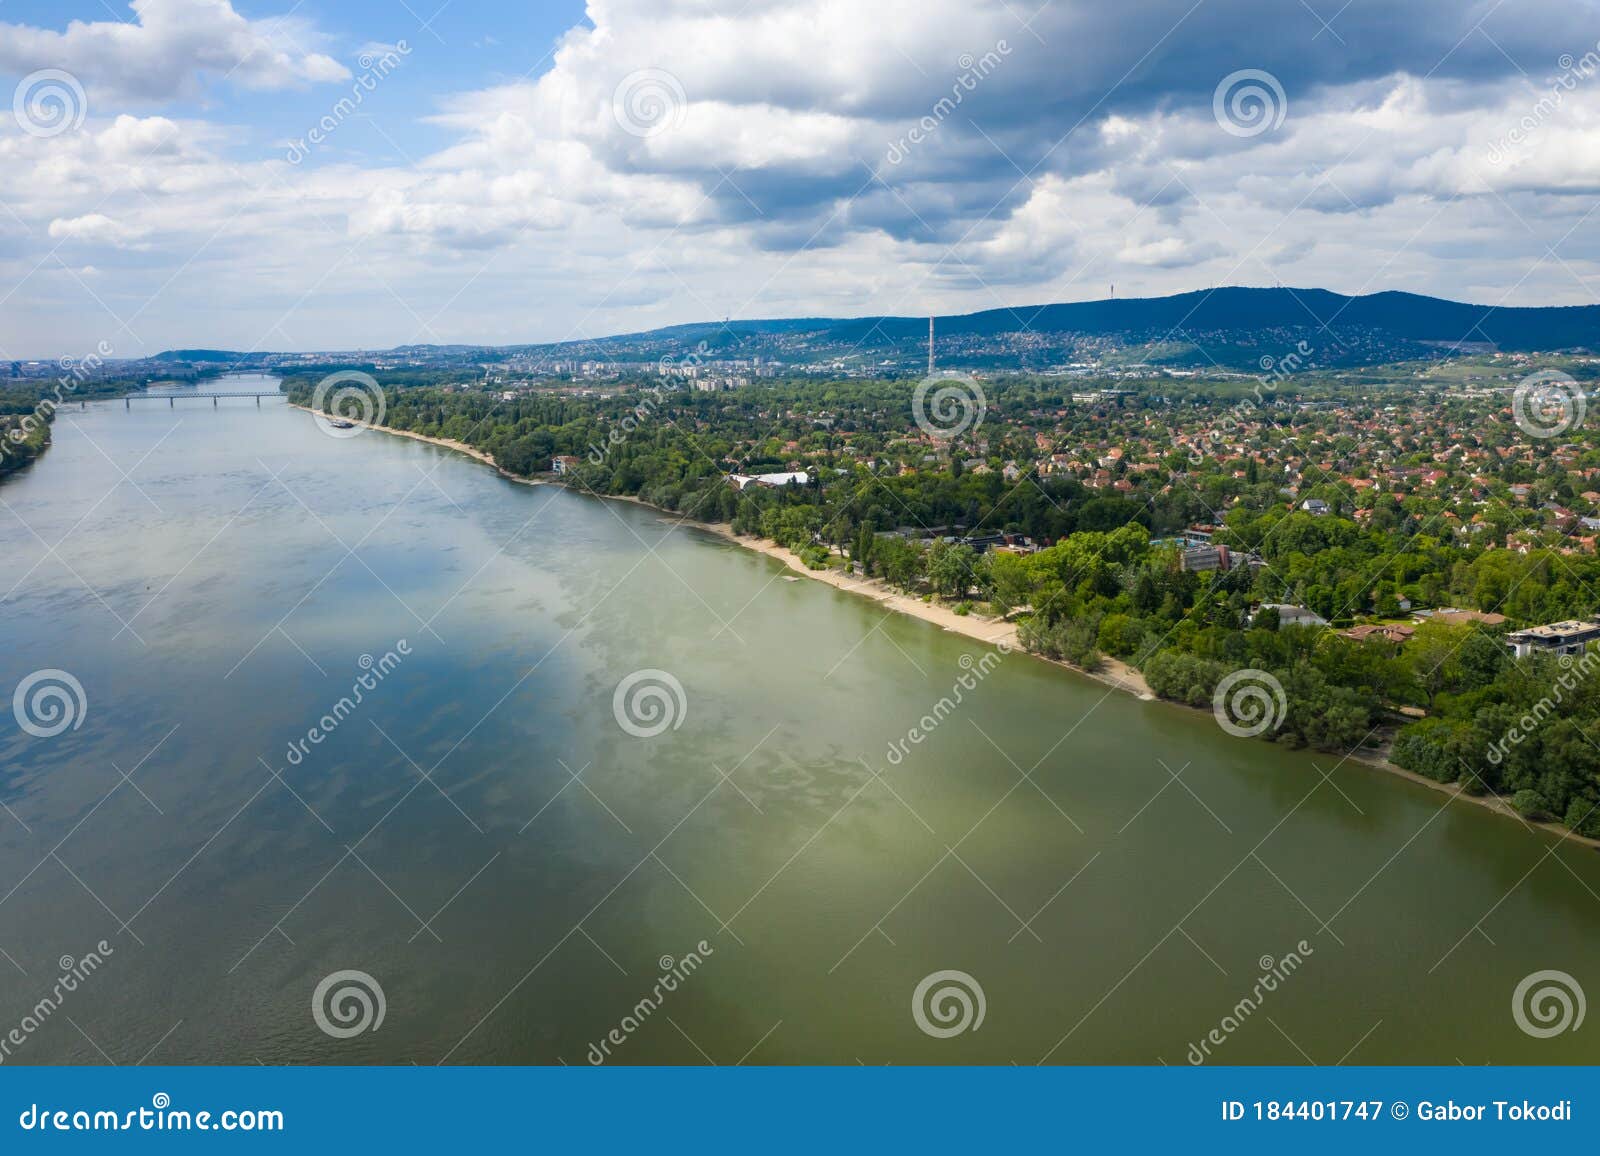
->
[1507,619,1600,640]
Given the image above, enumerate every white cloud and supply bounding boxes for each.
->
[47,212,147,246]
[0,0,348,103]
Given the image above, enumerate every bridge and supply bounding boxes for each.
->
[122,392,285,408]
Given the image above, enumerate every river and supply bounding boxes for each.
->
[0,373,1596,1065]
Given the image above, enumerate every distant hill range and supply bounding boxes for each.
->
[857,287,1598,348]
[149,287,1600,374]
[608,287,1600,349]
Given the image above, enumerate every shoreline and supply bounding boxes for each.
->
[290,403,1598,852]
[288,403,546,486]
[690,521,1156,700]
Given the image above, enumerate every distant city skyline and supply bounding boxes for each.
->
[3,0,1600,357]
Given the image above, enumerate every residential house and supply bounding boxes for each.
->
[1340,623,1415,648]
[1505,619,1600,659]
[1256,604,1329,628]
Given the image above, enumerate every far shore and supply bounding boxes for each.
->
[289,402,1600,852]
[289,403,531,481]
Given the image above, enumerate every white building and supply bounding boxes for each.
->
[1255,603,1329,628]
[727,470,810,490]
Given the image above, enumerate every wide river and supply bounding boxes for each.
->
[2,374,1598,1065]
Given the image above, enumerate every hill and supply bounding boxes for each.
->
[506,286,1600,372]
[143,287,1600,374]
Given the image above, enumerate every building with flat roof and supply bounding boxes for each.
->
[1255,603,1329,628]
[1181,544,1231,572]
[1505,619,1600,659]
[727,470,810,490]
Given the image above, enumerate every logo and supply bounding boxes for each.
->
[611,669,688,738]
[611,69,687,138]
[913,372,986,440]
[1512,369,1585,439]
[312,969,386,1038]
[1213,69,1288,138]
[912,969,986,1038]
[13,70,87,138]
[309,370,386,438]
[12,669,86,738]
[1211,668,1287,738]
[1513,969,1585,1038]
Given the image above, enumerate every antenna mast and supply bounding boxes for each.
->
[928,316,935,376]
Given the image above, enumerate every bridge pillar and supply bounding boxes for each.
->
[256,395,260,407]
[169,396,174,408]
[125,397,130,410]
[213,396,218,407]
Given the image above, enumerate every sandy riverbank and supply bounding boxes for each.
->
[693,522,1154,698]
[289,404,545,485]
[288,403,1597,850]
[1345,746,1600,849]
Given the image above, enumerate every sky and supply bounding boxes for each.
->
[2,0,1600,358]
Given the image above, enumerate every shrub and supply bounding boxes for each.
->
[1512,789,1551,820]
